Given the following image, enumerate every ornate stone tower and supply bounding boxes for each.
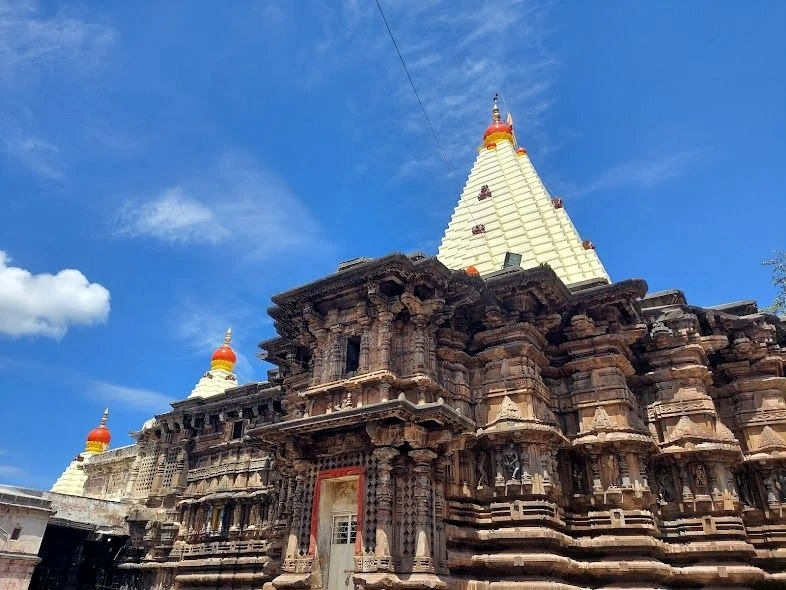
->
[438,98,608,285]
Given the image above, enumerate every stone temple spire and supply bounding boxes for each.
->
[437,97,609,286]
[51,409,112,495]
[188,327,238,399]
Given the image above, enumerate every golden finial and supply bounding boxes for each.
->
[492,93,501,123]
[100,408,109,426]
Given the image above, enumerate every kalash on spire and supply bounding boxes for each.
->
[187,327,239,399]
[437,96,609,286]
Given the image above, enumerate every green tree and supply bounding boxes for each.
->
[764,251,786,315]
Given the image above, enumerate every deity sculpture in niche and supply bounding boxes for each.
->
[600,453,620,488]
[773,470,786,503]
[503,442,521,481]
[571,458,587,494]
[736,471,756,507]
[656,467,676,502]
[476,449,488,489]
[690,462,709,495]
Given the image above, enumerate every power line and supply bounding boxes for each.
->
[374,0,456,177]
[375,0,497,267]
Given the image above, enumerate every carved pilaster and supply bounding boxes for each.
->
[590,454,602,492]
[377,312,394,371]
[409,449,438,572]
[373,447,399,567]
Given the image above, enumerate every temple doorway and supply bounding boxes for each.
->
[316,476,359,590]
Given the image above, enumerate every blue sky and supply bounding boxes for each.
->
[0,0,784,488]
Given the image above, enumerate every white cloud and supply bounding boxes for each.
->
[174,298,269,384]
[89,380,172,413]
[283,0,559,175]
[114,154,325,258]
[0,251,110,338]
[116,187,228,244]
[2,133,63,180]
[570,151,700,197]
[0,464,24,477]
[0,0,116,78]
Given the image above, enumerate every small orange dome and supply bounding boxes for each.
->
[210,328,237,371]
[484,121,513,140]
[465,266,480,276]
[85,409,110,453]
[516,146,527,155]
[87,425,111,445]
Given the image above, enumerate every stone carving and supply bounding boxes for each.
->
[591,406,614,430]
[571,459,587,494]
[774,471,786,503]
[759,426,786,450]
[503,442,521,480]
[476,450,488,489]
[600,453,620,488]
[496,396,524,422]
[736,471,756,507]
[656,467,676,502]
[689,462,709,495]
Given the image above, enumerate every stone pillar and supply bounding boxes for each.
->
[434,455,450,573]
[494,446,505,487]
[373,447,399,567]
[359,318,372,373]
[409,449,438,572]
[590,454,602,492]
[413,315,427,372]
[709,462,721,496]
[377,312,394,371]
[285,467,309,564]
[678,463,693,501]
[619,452,631,488]
[763,470,777,505]
[231,502,243,532]
[330,328,343,380]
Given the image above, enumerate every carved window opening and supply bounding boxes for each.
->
[231,421,244,440]
[379,280,405,298]
[240,503,251,529]
[472,224,486,235]
[11,528,21,540]
[503,251,522,269]
[413,284,434,301]
[221,504,233,534]
[478,184,492,200]
[345,336,361,375]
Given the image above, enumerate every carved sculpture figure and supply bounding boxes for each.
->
[656,468,676,502]
[690,462,709,495]
[476,450,488,489]
[736,472,756,507]
[601,453,620,488]
[571,459,586,494]
[503,442,521,480]
[774,471,786,503]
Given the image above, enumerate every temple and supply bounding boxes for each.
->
[13,99,786,590]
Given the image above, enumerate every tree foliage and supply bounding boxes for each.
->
[764,251,786,315]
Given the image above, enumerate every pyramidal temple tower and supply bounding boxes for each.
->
[438,98,609,286]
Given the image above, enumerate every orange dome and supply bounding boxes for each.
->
[483,97,514,147]
[84,409,110,453]
[484,121,513,140]
[465,266,480,276]
[210,328,237,371]
[87,425,111,445]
